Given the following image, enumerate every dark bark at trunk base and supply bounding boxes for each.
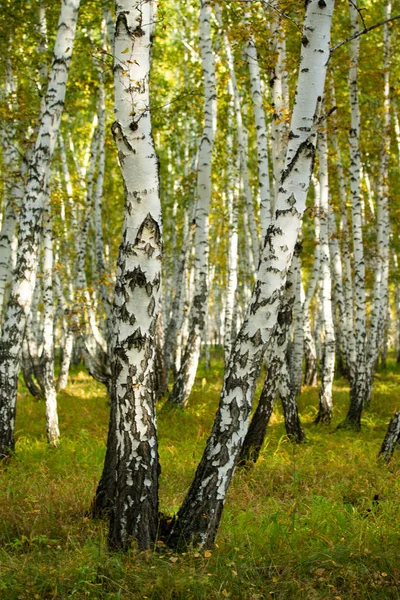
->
[314,397,332,424]
[91,393,117,518]
[338,372,367,431]
[378,411,400,463]
[281,394,305,443]
[238,377,276,465]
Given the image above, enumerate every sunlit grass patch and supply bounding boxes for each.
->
[0,356,400,598]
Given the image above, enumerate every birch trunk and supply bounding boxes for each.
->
[303,180,320,386]
[329,78,354,377]
[0,0,80,458]
[0,60,23,315]
[378,411,400,463]
[339,0,368,430]
[166,0,334,549]
[245,18,272,235]
[167,0,216,408]
[223,116,239,365]
[270,14,289,203]
[289,250,303,396]
[93,0,162,551]
[41,208,60,446]
[315,125,335,423]
[216,6,259,264]
[366,0,391,396]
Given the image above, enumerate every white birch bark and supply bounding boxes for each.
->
[315,125,335,423]
[0,60,23,314]
[289,250,304,396]
[329,78,354,375]
[223,113,239,365]
[167,0,334,549]
[41,208,60,446]
[94,0,162,551]
[303,179,320,386]
[245,15,272,236]
[270,14,289,203]
[367,0,391,388]
[0,0,80,457]
[215,5,259,264]
[339,0,368,429]
[167,0,216,407]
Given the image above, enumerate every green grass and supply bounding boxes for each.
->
[0,352,400,599]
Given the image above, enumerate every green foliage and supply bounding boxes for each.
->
[0,356,400,599]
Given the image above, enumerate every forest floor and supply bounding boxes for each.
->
[0,351,399,600]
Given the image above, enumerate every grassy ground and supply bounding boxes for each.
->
[0,352,399,599]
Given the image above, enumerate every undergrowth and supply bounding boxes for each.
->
[0,351,399,599]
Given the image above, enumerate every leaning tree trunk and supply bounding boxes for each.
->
[0,0,80,459]
[239,249,298,464]
[166,0,334,550]
[378,411,400,463]
[93,0,162,552]
[166,0,217,408]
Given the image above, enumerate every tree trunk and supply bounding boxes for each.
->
[166,0,334,550]
[0,0,80,458]
[338,0,367,430]
[315,125,335,424]
[167,0,217,408]
[93,0,162,552]
[378,411,400,463]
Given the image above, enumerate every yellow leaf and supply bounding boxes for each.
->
[204,550,212,558]
[222,590,230,597]
[121,47,130,54]
[169,556,178,563]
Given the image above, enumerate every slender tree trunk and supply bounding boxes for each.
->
[223,111,239,366]
[166,0,334,549]
[339,0,367,430]
[41,208,60,446]
[0,0,80,458]
[167,0,217,408]
[315,125,335,423]
[245,17,272,235]
[289,251,303,396]
[303,180,320,386]
[270,14,289,204]
[366,0,391,401]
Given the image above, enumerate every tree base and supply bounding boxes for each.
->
[336,417,361,432]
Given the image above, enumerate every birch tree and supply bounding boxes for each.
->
[167,0,217,408]
[166,0,335,549]
[93,0,163,551]
[0,0,80,458]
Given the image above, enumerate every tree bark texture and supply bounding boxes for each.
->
[93,0,162,552]
[0,0,80,458]
[167,0,217,408]
[166,0,334,550]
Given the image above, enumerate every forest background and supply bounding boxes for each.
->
[0,0,400,598]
